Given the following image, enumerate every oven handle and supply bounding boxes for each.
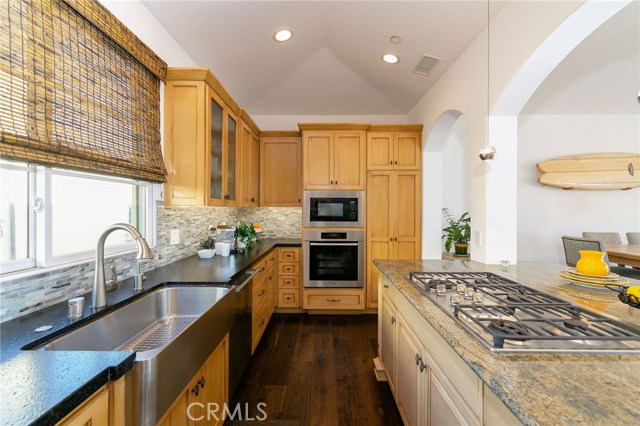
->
[308,242,359,246]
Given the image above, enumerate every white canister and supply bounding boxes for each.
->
[215,242,231,256]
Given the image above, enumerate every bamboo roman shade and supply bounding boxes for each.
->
[0,0,168,182]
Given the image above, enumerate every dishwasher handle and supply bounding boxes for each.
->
[234,269,257,292]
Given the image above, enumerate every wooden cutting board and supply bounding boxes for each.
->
[537,153,640,190]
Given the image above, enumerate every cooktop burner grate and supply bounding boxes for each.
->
[407,271,640,353]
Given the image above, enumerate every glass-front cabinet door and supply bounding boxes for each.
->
[207,88,240,205]
[226,114,237,203]
[209,96,224,202]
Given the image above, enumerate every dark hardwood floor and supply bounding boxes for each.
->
[226,314,403,426]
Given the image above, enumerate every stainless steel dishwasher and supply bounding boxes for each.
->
[229,269,256,397]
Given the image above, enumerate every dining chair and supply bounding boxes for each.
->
[627,232,640,245]
[561,236,640,280]
[581,232,623,244]
[582,232,624,266]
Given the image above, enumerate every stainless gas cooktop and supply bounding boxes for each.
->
[408,272,640,354]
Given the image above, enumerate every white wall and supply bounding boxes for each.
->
[252,115,407,131]
[518,114,640,264]
[441,117,471,251]
[100,0,196,67]
[407,1,626,264]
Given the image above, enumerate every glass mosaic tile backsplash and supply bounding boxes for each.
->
[0,206,301,322]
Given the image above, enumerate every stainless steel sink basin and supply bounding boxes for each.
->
[37,286,235,426]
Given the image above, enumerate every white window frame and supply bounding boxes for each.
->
[0,161,157,274]
[0,162,37,274]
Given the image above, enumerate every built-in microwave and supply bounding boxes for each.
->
[303,190,364,228]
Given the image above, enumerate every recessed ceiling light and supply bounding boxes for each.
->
[382,53,399,64]
[273,29,293,42]
[390,36,402,44]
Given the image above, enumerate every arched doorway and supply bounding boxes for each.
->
[422,111,471,259]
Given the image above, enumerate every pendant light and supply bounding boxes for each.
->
[479,0,497,161]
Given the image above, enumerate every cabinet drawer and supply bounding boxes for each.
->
[278,275,299,288]
[252,307,270,352]
[278,248,300,262]
[303,290,364,310]
[278,262,299,276]
[253,258,268,281]
[253,278,269,306]
[278,289,299,308]
[266,250,277,269]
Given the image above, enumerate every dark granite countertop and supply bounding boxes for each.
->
[0,238,300,426]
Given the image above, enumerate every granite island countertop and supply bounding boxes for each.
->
[374,259,640,426]
[0,238,300,426]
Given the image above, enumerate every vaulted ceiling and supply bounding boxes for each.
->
[141,1,497,116]
[140,1,638,117]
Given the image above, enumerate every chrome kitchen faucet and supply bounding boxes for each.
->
[92,223,152,309]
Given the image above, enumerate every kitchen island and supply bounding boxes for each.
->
[0,239,300,426]
[374,259,640,426]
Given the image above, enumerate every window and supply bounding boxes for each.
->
[0,160,155,274]
[0,161,34,271]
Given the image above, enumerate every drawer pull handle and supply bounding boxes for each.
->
[415,353,420,366]
[391,315,396,324]
[327,298,341,302]
[191,385,200,396]
[198,376,206,388]
[383,284,389,288]
[259,290,265,297]
[419,360,426,373]
[258,318,265,328]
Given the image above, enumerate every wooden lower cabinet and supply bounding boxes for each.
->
[302,289,364,310]
[277,248,301,308]
[57,377,125,426]
[57,386,109,426]
[378,273,521,426]
[252,250,277,353]
[158,334,229,426]
[380,293,397,395]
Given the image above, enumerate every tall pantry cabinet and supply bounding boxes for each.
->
[366,125,422,309]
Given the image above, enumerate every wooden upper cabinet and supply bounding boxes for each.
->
[260,132,301,206]
[240,117,260,207]
[303,131,333,189]
[301,125,367,190]
[367,132,394,170]
[163,68,258,207]
[367,126,422,171]
[164,80,207,206]
[395,132,421,170]
[333,132,366,189]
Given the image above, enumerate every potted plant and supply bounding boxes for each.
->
[442,208,471,256]
[235,221,259,250]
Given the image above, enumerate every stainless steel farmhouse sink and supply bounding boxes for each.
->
[37,286,235,426]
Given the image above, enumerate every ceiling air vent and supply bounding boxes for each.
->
[413,54,441,76]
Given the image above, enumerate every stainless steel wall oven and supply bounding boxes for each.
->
[303,230,364,288]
